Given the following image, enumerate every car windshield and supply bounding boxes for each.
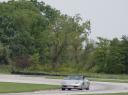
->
[64,76,83,80]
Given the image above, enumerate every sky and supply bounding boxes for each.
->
[0,0,128,40]
[41,0,128,40]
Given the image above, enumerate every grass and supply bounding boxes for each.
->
[83,73,128,80]
[25,71,128,80]
[80,93,128,95]
[1,65,128,83]
[31,71,128,80]
[0,82,60,93]
[1,64,128,80]
[0,65,11,74]
[45,76,64,79]
[88,78,128,83]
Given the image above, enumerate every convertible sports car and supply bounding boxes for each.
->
[61,75,90,90]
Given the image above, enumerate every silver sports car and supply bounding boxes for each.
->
[61,75,90,90]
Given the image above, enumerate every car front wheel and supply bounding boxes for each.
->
[85,87,89,90]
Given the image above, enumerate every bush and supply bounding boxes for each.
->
[13,55,32,69]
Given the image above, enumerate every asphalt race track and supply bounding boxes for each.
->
[0,74,128,95]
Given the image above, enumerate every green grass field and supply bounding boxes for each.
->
[88,78,128,83]
[0,82,60,93]
[81,93,128,95]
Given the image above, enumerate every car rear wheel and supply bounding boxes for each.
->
[62,88,65,90]
[68,88,71,90]
[78,88,83,90]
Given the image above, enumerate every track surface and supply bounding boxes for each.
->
[0,74,128,95]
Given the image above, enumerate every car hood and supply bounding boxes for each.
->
[61,80,83,85]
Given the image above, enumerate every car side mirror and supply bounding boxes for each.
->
[83,76,85,79]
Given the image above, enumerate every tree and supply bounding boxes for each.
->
[121,36,128,73]
[93,37,110,72]
[0,0,91,72]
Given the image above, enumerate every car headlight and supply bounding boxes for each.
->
[75,82,82,85]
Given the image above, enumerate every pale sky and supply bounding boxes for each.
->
[41,0,128,40]
[0,0,128,40]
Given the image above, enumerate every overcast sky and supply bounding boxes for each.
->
[41,0,128,40]
[0,0,128,40]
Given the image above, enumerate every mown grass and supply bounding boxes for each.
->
[0,82,60,93]
[80,93,128,95]
[88,78,128,83]
[83,73,128,80]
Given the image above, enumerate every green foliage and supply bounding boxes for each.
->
[0,0,128,75]
[91,37,128,74]
[0,43,9,64]
[0,65,11,74]
[0,0,89,72]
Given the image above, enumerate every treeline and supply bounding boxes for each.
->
[88,37,128,74]
[0,0,128,74]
